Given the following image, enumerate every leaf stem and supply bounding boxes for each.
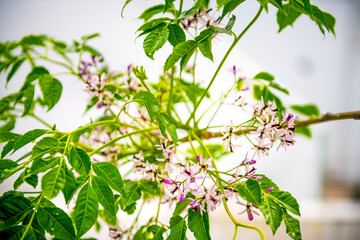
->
[29,113,53,129]
[167,66,175,115]
[186,6,264,126]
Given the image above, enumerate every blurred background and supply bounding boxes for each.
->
[1,0,359,239]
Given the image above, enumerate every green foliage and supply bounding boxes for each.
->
[259,197,282,234]
[143,24,170,59]
[91,176,117,218]
[41,166,66,199]
[291,104,320,117]
[268,191,300,216]
[295,126,312,138]
[37,207,76,240]
[38,75,63,111]
[282,209,302,240]
[188,207,211,240]
[0,1,338,239]
[120,180,142,210]
[235,178,262,206]
[167,215,187,240]
[66,145,91,176]
[0,192,32,230]
[173,193,194,216]
[133,91,161,121]
[156,112,178,145]
[74,183,99,238]
[92,162,125,197]
[164,28,215,72]
[167,24,186,47]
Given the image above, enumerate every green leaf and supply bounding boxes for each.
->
[24,66,50,85]
[259,197,282,234]
[0,225,26,239]
[12,129,46,154]
[0,117,15,132]
[66,145,91,176]
[173,193,193,216]
[13,171,25,190]
[75,183,98,238]
[37,207,76,240]
[282,209,302,240]
[167,24,186,47]
[22,84,35,116]
[121,0,133,17]
[269,82,289,95]
[0,159,18,172]
[254,174,280,192]
[92,162,125,197]
[62,167,77,204]
[268,191,300,216]
[290,104,320,117]
[253,71,275,81]
[25,173,38,188]
[139,179,161,199]
[270,0,283,9]
[217,0,233,8]
[0,194,32,230]
[20,34,48,46]
[121,180,142,208]
[164,40,198,73]
[91,176,116,217]
[143,24,170,59]
[225,15,236,33]
[0,131,20,143]
[188,207,211,240]
[39,75,62,111]
[167,215,187,240]
[253,84,262,101]
[309,5,336,36]
[257,0,270,12]
[99,208,117,227]
[277,4,302,33]
[81,33,100,42]
[199,37,213,61]
[164,0,175,13]
[41,166,66,199]
[300,0,311,14]
[6,58,25,84]
[30,156,60,175]
[156,112,178,145]
[30,137,60,161]
[221,0,246,19]
[178,7,197,20]
[147,225,166,240]
[295,126,312,138]
[139,5,168,22]
[137,18,171,34]
[133,91,161,121]
[235,178,262,206]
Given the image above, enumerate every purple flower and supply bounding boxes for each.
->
[236,198,260,221]
[181,168,203,191]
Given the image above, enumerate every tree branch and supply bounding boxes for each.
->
[179,110,360,142]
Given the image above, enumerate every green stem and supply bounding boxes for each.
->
[167,66,175,114]
[186,6,264,126]
[233,224,238,240]
[155,194,163,223]
[88,127,156,156]
[29,113,53,129]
